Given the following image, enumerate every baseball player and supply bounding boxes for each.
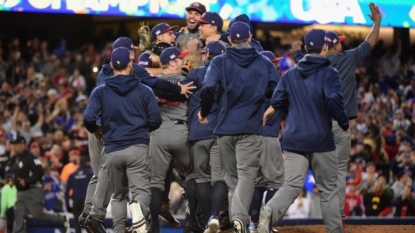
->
[198,22,278,233]
[81,37,193,233]
[83,47,162,233]
[138,23,179,69]
[291,3,381,230]
[175,2,207,69]
[148,47,198,233]
[177,41,227,233]
[258,29,349,233]
[220,14,263,51]
[196,12,229,48]
[248,51,284,233]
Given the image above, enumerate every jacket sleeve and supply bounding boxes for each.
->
[24,156,44,186]
[200,57,221,118]
[293,50,304,64]
[344,41,372,66]
[323,68,349,129]
[266,61,280,98]
[83,86,102,133]
[270,73,289,112]
[144,87,162,133]
[134,64,182,94]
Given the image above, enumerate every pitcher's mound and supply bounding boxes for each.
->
[274,225,415,233]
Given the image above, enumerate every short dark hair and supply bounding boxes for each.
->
[306,45,325,54]
[230,38,249,45]
[113,64,129,72]
[207,53,220,61]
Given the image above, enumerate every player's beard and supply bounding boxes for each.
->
[187,22,200,33]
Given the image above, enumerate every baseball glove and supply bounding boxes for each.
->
[137,22,152,52]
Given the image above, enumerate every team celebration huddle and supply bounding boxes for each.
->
[81,2,381,233]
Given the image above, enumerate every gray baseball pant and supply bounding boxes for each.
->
[266,150,342,233]
[332,121,351,219]
[13,187,65,233]
[106,145,151,233]
[255,136,284,189]
[192,139,223,184]
[218,134,261,225]
[150,122,193,191]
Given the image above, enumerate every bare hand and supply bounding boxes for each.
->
[368,2,382,23]
[263,106,276,126]
[343,123,350,132]
[178,81,196,98]
[18,178,26,187]
[291,41,303,53]
[186,39,199,52]
[94,125,102,139]
[198,112,209,124]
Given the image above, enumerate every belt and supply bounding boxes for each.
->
[173,120,187,125]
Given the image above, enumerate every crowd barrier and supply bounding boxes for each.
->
[26,216,415,233]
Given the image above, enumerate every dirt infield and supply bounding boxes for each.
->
[273,225,415,233]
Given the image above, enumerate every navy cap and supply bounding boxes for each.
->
[325,31,346,49]
[113,37,137,50]
[230,22,251,40]
[185,2,206,15]
[111,47,133,69]
[10,136,26,144]
[260,51,283,63]
[200,41,225,55]
[304,29,332,49]
[151,23,179,41]
[196,12,223,31]
[160,47,190,65]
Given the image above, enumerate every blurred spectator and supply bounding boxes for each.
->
[364,175,393,217]
[59,149,80,183]
[65,155,93,233]
[286,187,310,219]
[346,162,362,186]
[1,173,17,233]
[393,177,415,216]
[344,183,363,217]
[391,172,409,200]
[359,162,378,194]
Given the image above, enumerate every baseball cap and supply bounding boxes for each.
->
[113,37,138,50]
[151,23,179,41]
[230,22,251,41]
[160,47,190,65]
[185,2,206,15]
[152,42,172,56]
[260,51,283,63]
[326,31,346,49]
[196,12,224,31]
[200,41,226,55]
[111,47,133,69]
[10,136,26,145]
[304,29,332,49]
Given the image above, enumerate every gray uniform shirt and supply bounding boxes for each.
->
[158,73,188,122]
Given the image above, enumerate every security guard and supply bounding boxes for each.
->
[11,136,69,233]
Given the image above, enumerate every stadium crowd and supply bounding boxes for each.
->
[0,29,414,229]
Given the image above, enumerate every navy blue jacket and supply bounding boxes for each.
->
[200,46,278,135]
[182,61,218,141]
[65,165,93,203]
[271,55,349,152]
[83,74,162,153]
[263,78,286,137]
[220,14,263,52]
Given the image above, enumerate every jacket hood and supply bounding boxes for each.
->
[297,54,331,78]
[102,58,113,75]
[105,74,138,96]
[228,14,254,33]
[226,47,259,67]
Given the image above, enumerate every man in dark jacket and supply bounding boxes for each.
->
[83,47,162,233]
[258,29,349,233]
[11,136,69,233]
[198,22,278,233]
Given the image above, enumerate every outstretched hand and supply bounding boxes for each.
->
[368,2,381,23]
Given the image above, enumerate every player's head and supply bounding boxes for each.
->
[304,29,331,56]
[200,41,225,63]
[326,31,346,54]
[197,12,223,40]
[260,51,283,72]
[185,2,206,30]
[10,136,26,154]
[112,37,138,58]
[151,23,179,44]
[149,42,172,68]
[110,47,134,74]
[228,22,252,46]
[160,47,189,74]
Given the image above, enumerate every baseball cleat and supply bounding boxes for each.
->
[129,200,147,233]
[257,207,272,233]
[204,216,220,233]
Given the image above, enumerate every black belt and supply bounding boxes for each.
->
[173,120,187,125]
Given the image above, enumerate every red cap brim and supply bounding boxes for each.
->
[338,36,346,42]
[133,46,138,50]
[178,50,190,58]
[273,57,283,63]
[195,18,210,24]
[163,25,180,33]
